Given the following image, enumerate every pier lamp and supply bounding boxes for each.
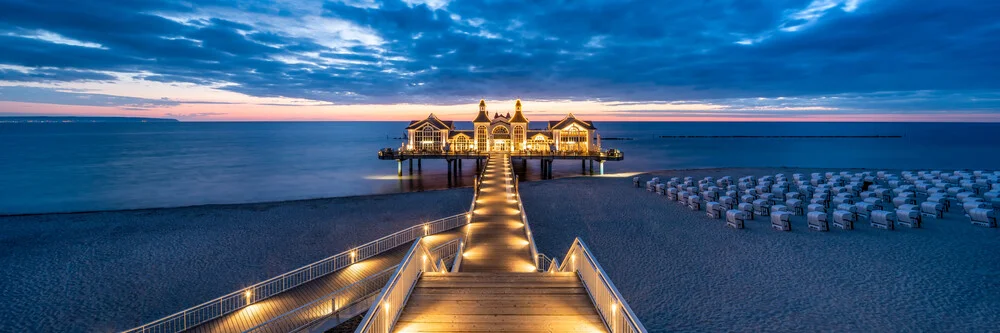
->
[423,224,429,235]
[244,290,252,303]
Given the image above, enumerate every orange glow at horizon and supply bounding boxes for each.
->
[4,100,1000,122]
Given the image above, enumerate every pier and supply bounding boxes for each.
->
[125,153,645,333]
[378,99,623,179]
[377,150,623,179]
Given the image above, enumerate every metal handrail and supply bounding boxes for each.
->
[354,237,444,333]
[242,266,397,333]
[559,238,648,333]
[123,213,468,333]
[511,166,541,270]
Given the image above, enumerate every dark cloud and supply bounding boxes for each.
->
[0,0,997,112]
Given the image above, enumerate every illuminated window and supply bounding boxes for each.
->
[531,134,549,151]
[476,126,487,151]
[513,125,524,150]
[453,135,471,151]
[415,126,441,151]
[560,127,587,152]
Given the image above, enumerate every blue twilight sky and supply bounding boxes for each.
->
[0,0,998,121]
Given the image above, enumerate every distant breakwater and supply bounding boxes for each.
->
[659,135,903,139]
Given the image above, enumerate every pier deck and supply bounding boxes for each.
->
[390,154,607,332]
[184,230,463,333]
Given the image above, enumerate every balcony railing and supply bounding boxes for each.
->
[354,237,449,333]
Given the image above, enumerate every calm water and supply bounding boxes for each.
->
[1,122,998,214]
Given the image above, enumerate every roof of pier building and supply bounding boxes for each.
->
[407,113,454,130]
[548,113,596,130]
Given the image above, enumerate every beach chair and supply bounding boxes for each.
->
[832,196,854,206]
[836,203,858,221]
[719,196,736,210]
[688,196,702,211]
[896,209,921,228]
[738,202,754,220]
[920,202,944,219]
[740,194,756,204]
[646,180,656,192]
[870,210,896,230]
[963,201,988,213]
[785,199,803,215]
[633,177,641,188]
[967,208,997,228]
[771,211,792,231]
[807,203,826,214]
[833,210,855,230]
[726,210,745,229]
[655,183,666,195]
[667,188,678,201]
[760,193,776,205]
[725,190,738,200]
[863,197,885,211]
[855,202,874,218]
[706,201,723,219]
[703,190,719,202]
[678,191,691,205]
[807,211,829,231]
[753,199,771,217]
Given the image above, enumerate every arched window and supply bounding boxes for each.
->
[416,126,441,151]
[512,125,524,150]
[560,127,587,152]
[476,126,487,151]
[492,126,509,134]
[453,135,471,151]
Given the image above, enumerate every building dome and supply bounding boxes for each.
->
[479,99,486,107]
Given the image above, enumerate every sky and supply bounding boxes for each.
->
[0,0,999,121]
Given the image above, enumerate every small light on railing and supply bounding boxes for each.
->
[245,290,252,302]
[423,224,429,235]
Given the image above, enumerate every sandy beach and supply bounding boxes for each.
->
[0,188,471,333]
[520,168,1000,332]
[3,167,998,332]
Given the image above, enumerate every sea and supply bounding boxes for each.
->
[2,122,998,215]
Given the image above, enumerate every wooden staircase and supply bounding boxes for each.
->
[392,272,607,332]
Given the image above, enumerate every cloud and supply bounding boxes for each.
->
[0,0,996,117]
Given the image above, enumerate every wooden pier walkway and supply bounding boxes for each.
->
[184,231,463,333]
[391,154,607,332]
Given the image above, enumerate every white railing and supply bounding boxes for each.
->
[243,266,396,333]
[354,238,445,333]
[123,213,468,333]
[559,238,648,333]
[512,171,541,270]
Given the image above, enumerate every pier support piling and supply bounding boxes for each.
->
[397,160,402,177]
[600,160,605,175]
[408,159,413,174]
[590,160,594,175]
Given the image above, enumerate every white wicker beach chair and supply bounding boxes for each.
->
[738,202,754,219]
[806,211,828,231]
[807,203,826,214]
[720,196,736,210]
[833,210,855,230]
[896,209,921,228]
[855,202,874,218]
[633,177,641,187]
[786,199,803,215]
[707,201,723,219]
[753,199,771,217]
[967,208,997,228]
[920,201,944,219]
[655,183,666,195]
[771,211,792,231]
[688,195,702,211]
[963,201,988,213]
[726,210,745,229]
[678,191,690,205]
[871,210,896,230]
[667,188,679,201]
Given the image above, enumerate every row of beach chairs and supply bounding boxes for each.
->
[635,169,999,230]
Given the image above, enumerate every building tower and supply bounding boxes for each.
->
[473,99,491,152]
[510,99,529,151]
